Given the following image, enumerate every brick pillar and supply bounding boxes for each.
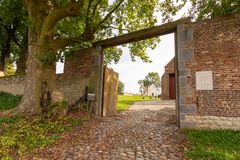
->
[177,24,197,128]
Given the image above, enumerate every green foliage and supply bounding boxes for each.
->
[117,95,155,111]
[5,64,15,76]
[0,114,88,159]
[184,129,240,160]
[118,81,124,95]
[145,72,161,88]
[51,0,166,64]
[189,0,240,20]
[0,0,28,71]
[0,92,22,111]
[45,100,69,118]
[104,47,123,65]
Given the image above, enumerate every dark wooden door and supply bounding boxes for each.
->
[169,74,176,99]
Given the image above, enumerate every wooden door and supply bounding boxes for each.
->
[169,74,176,99]
[102,67,119,116]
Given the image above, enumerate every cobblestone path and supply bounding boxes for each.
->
[26,100,186,160]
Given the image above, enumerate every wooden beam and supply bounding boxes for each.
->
[94,17,191,48]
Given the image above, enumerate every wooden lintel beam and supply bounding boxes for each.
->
[93,17,191,48]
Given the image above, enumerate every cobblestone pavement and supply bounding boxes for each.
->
[26,100,186,160]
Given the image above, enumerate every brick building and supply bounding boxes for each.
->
[177,14,240,129]
[161,58,175,100]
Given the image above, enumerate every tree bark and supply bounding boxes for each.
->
[13,1,66,115]
[16,31,65,115]
[0,34,11,72]
[16,32,28,75]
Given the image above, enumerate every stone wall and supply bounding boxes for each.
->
[57,75,89,104]
[0,75,25,95]
[178,14,240,130]
[161,58,175,99]
[0,75,89,105]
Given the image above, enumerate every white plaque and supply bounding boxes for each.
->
[196,71,213,90]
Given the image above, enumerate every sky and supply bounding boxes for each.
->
[109,34,175,94]
[56,2,191,94]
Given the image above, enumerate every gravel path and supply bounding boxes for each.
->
[25,100,186,160]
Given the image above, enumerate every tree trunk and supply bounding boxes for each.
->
[5,0,66,116]
[14,30,65,115]
[16,32,28,75]
[0,55,5,72]
[0,34,11,72]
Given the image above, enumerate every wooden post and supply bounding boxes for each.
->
[89,46,104,117]
[175,31,180,127]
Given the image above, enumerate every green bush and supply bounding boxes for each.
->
[0,92,22,111]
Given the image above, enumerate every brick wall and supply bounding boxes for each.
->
[161,58,175,99]
[178,14,240,129]
[64,48,94,78]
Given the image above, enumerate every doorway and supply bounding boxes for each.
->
[169,74,176,99]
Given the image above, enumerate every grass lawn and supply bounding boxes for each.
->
[184,129,240,160]
[117,95,159,111]
[0,92,22,111]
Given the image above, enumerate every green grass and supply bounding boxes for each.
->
[0,92,22,111]
[184,129,240,160]
[117,95,158,111]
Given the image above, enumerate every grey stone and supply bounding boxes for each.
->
[179,48,194,61]
[178,29,193,42]
[179,97,185,105]
[180,121,197,128]
[180,113,186,120]
[178,69,190,77]
[180,105,197,114]
[178,61,186,69]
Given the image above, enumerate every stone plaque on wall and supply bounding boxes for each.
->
[196,71,213,90]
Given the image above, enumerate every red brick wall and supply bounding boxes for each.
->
[161,58,175,99]
[64,48,94,78]
[187,14,240,117]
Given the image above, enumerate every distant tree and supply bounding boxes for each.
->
[118,81,124,95]
[145,72,161,92]
[138,72,160,96]
[138,78,151,96]
[138,80,145,96]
